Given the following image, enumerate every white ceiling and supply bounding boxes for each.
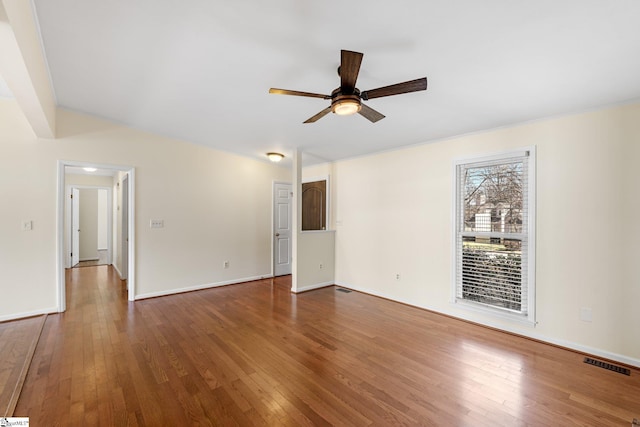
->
[65,166,117,177]
[31,0,640,166]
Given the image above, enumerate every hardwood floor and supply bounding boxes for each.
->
[75,249,109,268]
[0,314,45,416]
[14,266,640,425]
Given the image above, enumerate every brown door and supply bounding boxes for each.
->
[302,180,326,231]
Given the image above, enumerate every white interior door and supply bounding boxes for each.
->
[274,182,292,276]
[71,188,80,267]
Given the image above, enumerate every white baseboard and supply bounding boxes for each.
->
[112,263,123,279]
[0,307,58,323]
[293,281,334,293]
[135,274,273,300]
[529,333,640,368]
[335,281,640,369]
[79,257,99,262]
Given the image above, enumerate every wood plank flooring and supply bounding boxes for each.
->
[75,249,109,268]
[14,266,640,425]
[0,314,45,416]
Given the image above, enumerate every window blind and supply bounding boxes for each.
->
[455,152,530,314]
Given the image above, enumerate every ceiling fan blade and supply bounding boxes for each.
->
[340,50,364,94]
[303,106,332,123]
[361,77,427,100]
[269,88,331,99]
[359,104,385,123]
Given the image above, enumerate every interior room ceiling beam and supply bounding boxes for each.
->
[0,0,56,138]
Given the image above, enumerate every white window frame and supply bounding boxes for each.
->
[452,147,536,325]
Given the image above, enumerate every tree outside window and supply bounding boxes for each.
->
[454,149,535,321]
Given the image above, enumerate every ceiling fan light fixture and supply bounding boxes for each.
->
[267,152,284,162]
[332,99,361,116]
[268,49,426,123]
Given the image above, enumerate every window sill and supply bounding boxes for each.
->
[452,299,536,327]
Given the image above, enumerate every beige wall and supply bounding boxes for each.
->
[66,174,115,187]
[296,231,335,291]
[333,102,640,365]
[97,189,108,250]
[2,94,638,364]
[0,100,57,319]
[113,172,126,279]
[0,100,289,320]
[297,162,336,291]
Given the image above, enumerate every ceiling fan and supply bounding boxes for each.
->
[269,49,427,124]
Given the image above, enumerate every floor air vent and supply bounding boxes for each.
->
[336,288,352,293]
[583,357,630,376]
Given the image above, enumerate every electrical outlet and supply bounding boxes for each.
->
[319,263,323,269]
[21,220,33,231]
[396,273,401,280]
[223,261,229,269]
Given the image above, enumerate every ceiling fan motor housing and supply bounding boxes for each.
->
[331,87,362,115]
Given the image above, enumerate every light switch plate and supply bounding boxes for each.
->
[150,219,164,228]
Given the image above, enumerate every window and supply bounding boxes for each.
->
[453,148,535,323]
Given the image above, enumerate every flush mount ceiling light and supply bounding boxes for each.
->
[83,167,97,172]
[266,152,284,162]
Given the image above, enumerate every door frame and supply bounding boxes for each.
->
[71,187,80,267]
[65,185,113,268]
[57,160,136,311]
[272,181,292,277]
[120,175,129,281]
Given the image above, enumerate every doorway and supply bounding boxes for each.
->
[273,182,292,276]
[57,161,136,312]
[68,186,112,268]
